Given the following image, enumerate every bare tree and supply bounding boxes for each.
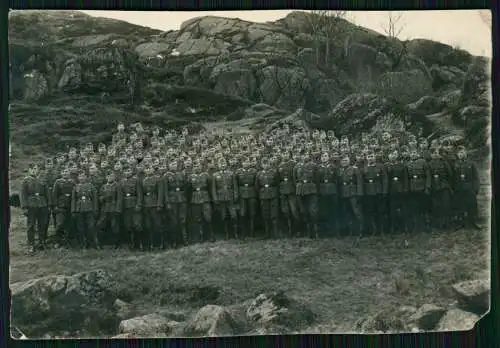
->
[306,10,352,67]
[381,12,405,39]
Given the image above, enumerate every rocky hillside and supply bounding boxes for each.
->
[8,10,490,157]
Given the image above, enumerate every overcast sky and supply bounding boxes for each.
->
[80,10,492,57]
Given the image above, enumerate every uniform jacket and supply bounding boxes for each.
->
[20,175,51,209]
[163,171,188,204]
[41,169,58,198]
[294,162,318,196]
[120,177,143,209]
[99,181,123,213]
[189,172,211,204]
[142,174,163,209]
[211,170,238,203]
[407,159,431,193]
[339,165,363,198]
[91,173,106,193]
[316,164,339,196]
[52,178,75,211]
[428,158,453,191]
[278,161,295,195]
[256,169,279,200]
[362,163,388,196]
[453,160,479,194]
[71,182,98,213]
[235,168,257,199]
[386,162,409,194]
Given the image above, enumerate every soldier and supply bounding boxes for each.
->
[256,157,279,239]
[20,164,51,253]
[362,152,389,235]
[96,172,122,248]
[71,170,99,249]
[52,168,75,247]
[142,165,164,250]
[407,150,432,233]
[316,152,340,237]
[120,166,143,250]
[163,161,189,247]
[338,155,363,237]
[235,157,258,238]
[211,158,239,239]
[386,151,409,234]
[453,147,480,229]
[189,161,214,242]
[428,148,454,229]
[41,158,58,235]
[294,153,320,239]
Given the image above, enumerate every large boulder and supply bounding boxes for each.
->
[345,43,392,83]
[23,70,49,100]
[405,38,473,70]
[246,291,315,332]
[183,56,220,87]
[58,59,83,91]
[439,89,462,110]
[327,93,402,135]
[264,107,313,133]
[451,279,490,315]
[376,69,433,105]
[182,305,240,337]
[174,38,231,56]
[213,69,257,99]
[436,308,480,331]
[306,77,347,114]
[405,96,444,116]
[407,304,447,331]
[118,313,178,337]
[461,56,490,107]
[430,65,466,91]
[11,270,119,337]
[256,65,310,110]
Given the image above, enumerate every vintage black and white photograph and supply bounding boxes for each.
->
[8,9,492,338]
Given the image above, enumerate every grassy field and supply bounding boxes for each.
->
[9,202,490,334]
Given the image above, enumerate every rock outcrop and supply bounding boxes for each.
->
[11,270,119,338]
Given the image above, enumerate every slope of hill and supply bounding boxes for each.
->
[8,10,490,166]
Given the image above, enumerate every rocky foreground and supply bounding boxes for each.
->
[11,268,489,338]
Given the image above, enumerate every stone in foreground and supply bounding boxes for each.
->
[452,279,490,315]
[183,305,240,337]
[118,313,177,337]
[436,308,480,331]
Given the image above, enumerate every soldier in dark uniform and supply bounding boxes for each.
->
[71,171,99,249]
[20,164,51,253]
[407,150,431,233]
[386,151,409,234]
[96,172,122,248]
[362,152,389,235]
[163,161,189,247]
[338,156,363,237]
[316,152,340,237]
[277,152,298,237]
[120,166,143,250]
[428,148,454,229]
[453,147,481,229]
[256,157,279,239]
[142,165,164,250]
[235,157,258,238]
[294,153,320,239]
[189,161,214,243]
[41,158,58,236]
[52,168,75,247]
[211,158,239,240]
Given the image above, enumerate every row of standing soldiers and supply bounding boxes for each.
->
[19,124,482,253]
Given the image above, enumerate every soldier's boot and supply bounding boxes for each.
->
[209,224,216,242]
[272,220,279,239]
[312,223,319,239]
[233,222,239,240]
[286,218,293,238]
[181,225,188,246]
[224,221,230,240]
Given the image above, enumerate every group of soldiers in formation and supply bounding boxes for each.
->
[19,121,482,253]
